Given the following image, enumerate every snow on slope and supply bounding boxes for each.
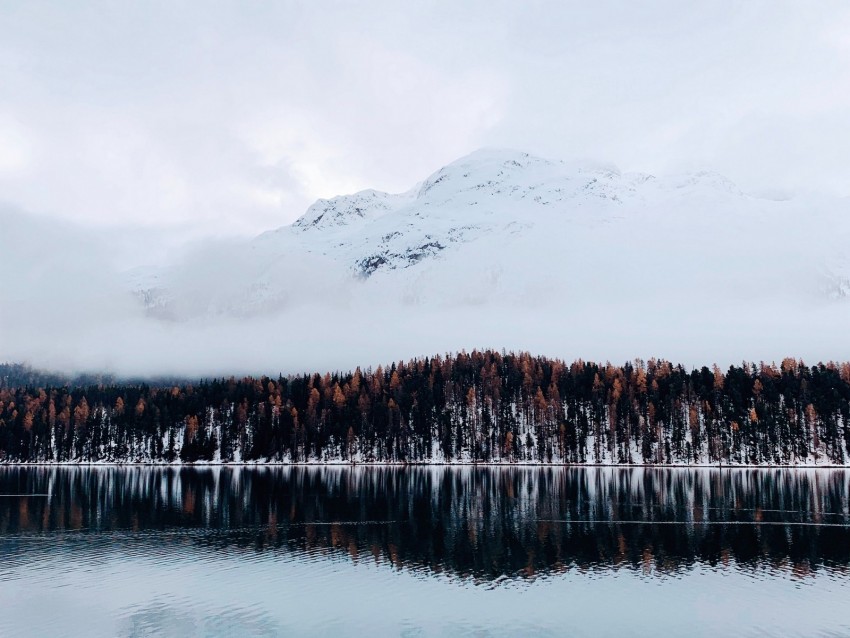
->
[135,148,849,316]
[292,188,415,233]
[3,149,850,376]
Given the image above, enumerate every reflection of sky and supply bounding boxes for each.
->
[2,534,849,638]
[1,467,850,635]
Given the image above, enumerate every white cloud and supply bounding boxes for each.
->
[0,113,32,173]
[0,1,848,237]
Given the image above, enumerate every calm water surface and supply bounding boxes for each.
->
[1,467,849,637]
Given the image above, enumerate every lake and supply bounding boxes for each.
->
[1,467,848,637]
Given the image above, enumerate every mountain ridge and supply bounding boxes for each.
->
[129,149,850,330]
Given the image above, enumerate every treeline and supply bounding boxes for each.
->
[0,363,189,392]
[0,351,849,464]
[0,363,115,390]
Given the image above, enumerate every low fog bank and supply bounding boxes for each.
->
[4,192,850,379]
[4,296,849,380]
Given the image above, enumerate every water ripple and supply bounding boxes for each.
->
[1,466,849,636]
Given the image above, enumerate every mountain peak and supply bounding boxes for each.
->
[286,149,747,242]
[292,189,411,232]
[417,148,554,198]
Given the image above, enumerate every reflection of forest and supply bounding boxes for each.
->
[1,467,848,581]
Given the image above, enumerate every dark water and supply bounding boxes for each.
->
[1,467,849,637]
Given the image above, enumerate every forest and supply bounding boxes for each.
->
[0,351,849,464]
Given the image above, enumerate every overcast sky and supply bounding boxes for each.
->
[1,0,849,239]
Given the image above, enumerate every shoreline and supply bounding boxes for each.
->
[2,461,848,469]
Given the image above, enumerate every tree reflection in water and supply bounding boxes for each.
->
[1,467,848,582]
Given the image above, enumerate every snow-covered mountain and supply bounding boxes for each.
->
[3,148,849,376]
[135,148,850,318]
